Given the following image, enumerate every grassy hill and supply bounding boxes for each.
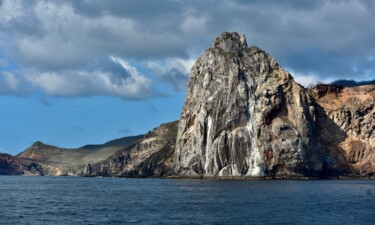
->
[16,135,144,175]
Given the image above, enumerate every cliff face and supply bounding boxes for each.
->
[83,121,178,177]
[310,84,375,176]
[0,153,43,175]
[174,32,322,177]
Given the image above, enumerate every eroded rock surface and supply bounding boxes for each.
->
[174,32,321,177]
[310,84,375,176]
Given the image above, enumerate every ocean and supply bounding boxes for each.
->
[0,176,374,224]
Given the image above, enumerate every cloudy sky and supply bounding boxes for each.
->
[0,0,374,154]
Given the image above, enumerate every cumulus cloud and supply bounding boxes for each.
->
[0,0,374,98]
[286,68,333,88]
[228,0,375,81]
[147,57,195,90]
[25,56,153,99]
[181,15,209,35]
[0,0,24,26]
[292,74,319,88]
[0,0,191,70]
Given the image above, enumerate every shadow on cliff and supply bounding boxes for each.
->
[312,104,351,177]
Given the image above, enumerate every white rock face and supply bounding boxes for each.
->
[174,32,319,177]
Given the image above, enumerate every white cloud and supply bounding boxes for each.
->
[0,0,23,25]
[0,0,375,97]
[11,1,138,69]
[25,57,153,99]
[286,68,333,87]
[293,74,319,87]
[147,57,196,90]
[181,15,209,35]
[1,0,189,70]
[174,57,196,74]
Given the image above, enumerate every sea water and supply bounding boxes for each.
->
[0,176,374,224]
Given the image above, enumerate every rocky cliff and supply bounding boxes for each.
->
[174,32,374,178]
[309,84,375,176]
[0,153,43,175]
[174,32,321,177]
[83,121,178,177]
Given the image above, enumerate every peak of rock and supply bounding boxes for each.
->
[174,32,319,177]
[174,32,375,178]
[29,141,57,149]
[32,141,44,147]
[212,32,248,53]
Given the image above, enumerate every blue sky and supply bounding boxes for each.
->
[0,0,374,154]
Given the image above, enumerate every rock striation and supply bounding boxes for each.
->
[174,32,321,177]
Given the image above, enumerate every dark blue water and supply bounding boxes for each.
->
[0,177,374,225]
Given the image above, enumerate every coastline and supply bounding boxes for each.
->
[167,175,375,180]
[1,174,374,180]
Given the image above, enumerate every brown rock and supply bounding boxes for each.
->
[174,32,320,177]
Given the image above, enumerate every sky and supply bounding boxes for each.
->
[0,0,374,155]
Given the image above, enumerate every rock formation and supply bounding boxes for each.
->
[174,32,374,178]
[0,153,43,175]
[309,84,375,176]
[83,121,178,177]
[174,32,321,177]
